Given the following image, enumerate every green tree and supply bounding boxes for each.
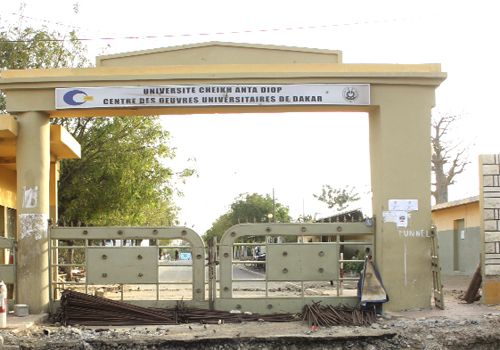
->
[54,116,195,225]
[313,185,360,212]
[0,6,91,112]
[344,250,367,274]
[0,11,196,279]
[203,193,292,244]
[1,11,195,225]
[294,212,321,223]
[0,24,89,70]
[204,213,233,244]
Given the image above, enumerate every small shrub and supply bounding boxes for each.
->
[344,251,366,274]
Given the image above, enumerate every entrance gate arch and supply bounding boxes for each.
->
[0,41,446,313]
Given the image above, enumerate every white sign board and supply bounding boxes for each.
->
[55,84,370,109]
[180,253,192,260]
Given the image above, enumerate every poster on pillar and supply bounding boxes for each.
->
[22,186,38,209]
[19,214,48,240]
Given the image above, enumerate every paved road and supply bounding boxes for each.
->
[157,260,348,296]
[158,259,263,282]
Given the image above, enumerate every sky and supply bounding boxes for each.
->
[1,0,499,234]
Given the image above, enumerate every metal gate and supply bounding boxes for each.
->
[216,222,374,314]
[49,225,207,314]
[0,237,17,306]
[49,221,374,315]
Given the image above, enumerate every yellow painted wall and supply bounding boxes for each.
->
[432,200,481,275]
[432,201,480,230]
[0,167,17,210]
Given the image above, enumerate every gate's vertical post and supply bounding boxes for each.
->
[219,245,233,299]
[16,111,51,313]
[369,85,436,311]
[208,237,217,309]
[192,244,205,301]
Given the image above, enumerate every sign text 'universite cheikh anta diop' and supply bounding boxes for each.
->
[56,84,370,109]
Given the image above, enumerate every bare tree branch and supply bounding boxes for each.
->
[431,112,473,204]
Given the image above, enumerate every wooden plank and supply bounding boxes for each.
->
[464,261,482,304]
[431,227,445,310]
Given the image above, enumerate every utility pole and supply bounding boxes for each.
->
[273,188,276,223]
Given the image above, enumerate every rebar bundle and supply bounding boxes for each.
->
[300,301,376,327]
[55,290,178,326]
[54,290,296,326]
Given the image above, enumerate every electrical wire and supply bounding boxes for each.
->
[0,10,441,44]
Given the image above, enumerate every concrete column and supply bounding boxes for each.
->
[50,159,60,300]
[479,154,500,304]
[49,160,59,223]
[0,206,5,264]
[16,111,50,313]
[369,85,436,311]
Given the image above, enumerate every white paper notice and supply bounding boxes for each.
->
[397,212,408,227]
[388,199,418,211]
[382,211,409,227]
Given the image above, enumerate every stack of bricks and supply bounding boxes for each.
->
[480,154,500,304]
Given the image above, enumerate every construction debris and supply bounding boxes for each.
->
[464,262,482,304]
[54,290,296,326]
[300,301,376,327]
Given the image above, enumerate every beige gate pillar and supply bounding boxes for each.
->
[369,85,436,311]
[49,160,59,223]
[16,111,51,313]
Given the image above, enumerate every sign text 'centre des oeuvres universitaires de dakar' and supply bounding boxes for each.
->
[55,84,370,109]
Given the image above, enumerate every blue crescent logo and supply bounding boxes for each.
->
[63,90,88,106]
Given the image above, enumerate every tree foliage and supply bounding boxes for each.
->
[1,11,196,225]
[54,116,196,225]
[344,250,366,274]
[203,213,233,244]
[431,112,472,204]
[313,185,360,212]
[203,193,292,244]
[0,24,90,70]
[0,6,91,112]
[1,8,196,281]
[294,213,318,223]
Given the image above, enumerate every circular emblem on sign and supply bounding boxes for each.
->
[63,90,88,106]
[342,86,359,103]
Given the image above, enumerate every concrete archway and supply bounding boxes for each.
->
[0,41,446,313]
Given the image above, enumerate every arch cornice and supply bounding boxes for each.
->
[0,63,445,116]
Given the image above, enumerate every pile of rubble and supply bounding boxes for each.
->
[300,301,376,327]
[2,313,500,349]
